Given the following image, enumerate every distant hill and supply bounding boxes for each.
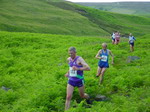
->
[0,0,107,36]
[77,2,150,17]
[0,0,150,36]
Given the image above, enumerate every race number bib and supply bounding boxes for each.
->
[69,67,77,77]
[101,55,107,62]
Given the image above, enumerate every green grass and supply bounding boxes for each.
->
[78,2,150,17]
[110,8,136,14]
[0,0,150,111]
[0,31,149,112]
[0,0,150,36]
[78,6,150,36]
[0,0,107,36]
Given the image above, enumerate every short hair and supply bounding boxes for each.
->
[68,47,76,53]
[102,43,107,47]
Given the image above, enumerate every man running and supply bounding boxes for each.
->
[111,32,115,44]
[128,33,136,52]
[65,47,90,110]
[95,43,114,84]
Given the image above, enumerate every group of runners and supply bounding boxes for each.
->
[111,31,136,52]
[64,32,136,110]
[111,31,121,45]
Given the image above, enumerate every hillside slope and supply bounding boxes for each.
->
[78,2,150,17]
[0,0,150,36]
[0,0,107,36]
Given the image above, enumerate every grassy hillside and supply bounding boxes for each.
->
[74,5,150,36]
[0,31,150,112]
[0,0,150,112]
[0,0,107,36]
[78,2,150,17]
[0,0,150,36]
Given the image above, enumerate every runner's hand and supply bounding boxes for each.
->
[72,66,78,70]
[64,73,69,77]
[100,57,103,59]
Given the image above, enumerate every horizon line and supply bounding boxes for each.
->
[65,0,150,3]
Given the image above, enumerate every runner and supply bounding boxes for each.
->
[128,33,136,52]
[65,47,90,110]
[111,32,115,44]
[114,31,120,45]
[95,43,114,84]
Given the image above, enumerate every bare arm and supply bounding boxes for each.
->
[64,71,69,77]
[95,50,102,59]
[72,57,90,71]
[128,39,130,43]
[79,57,90,71]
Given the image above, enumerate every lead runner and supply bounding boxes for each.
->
[64,47,90,110]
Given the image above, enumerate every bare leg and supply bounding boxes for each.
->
[65,84,74,110]
[130,45,132,52]
[115,41,118,45]
[115,40,117,45]
[78,86,89,99]
[132,46,134,51]
[115,40,119,45]
[99,68,107,84]
[130,45,134,52]
[117,40,119,45]
[96,66,102,77]
[112,40,115,44]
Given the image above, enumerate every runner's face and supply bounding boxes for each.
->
[69,51,76,59]
[102,45,107,50]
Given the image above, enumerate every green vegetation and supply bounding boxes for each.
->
[0,0,150,36]
[0,0,107,36]
[75,6,150,36]
[78,2,150,17]
[0,31,150,112]
[0,0,150,111]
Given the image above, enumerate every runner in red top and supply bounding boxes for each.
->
[114,31,120,45]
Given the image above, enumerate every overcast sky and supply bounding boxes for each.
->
[65,0,150,2]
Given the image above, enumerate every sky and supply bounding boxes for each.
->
[65,0,150,2]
